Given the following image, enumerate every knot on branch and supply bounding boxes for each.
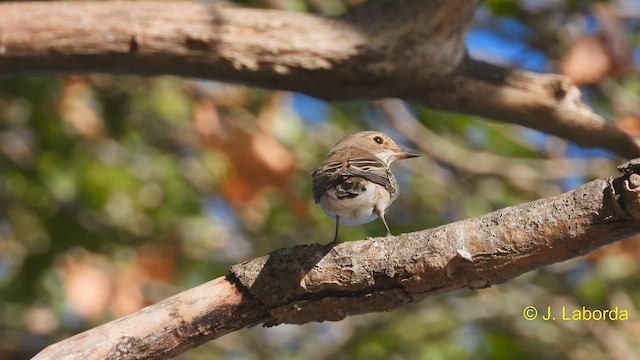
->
[615,158,640,221]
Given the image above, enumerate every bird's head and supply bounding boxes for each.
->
[331,131,420,165]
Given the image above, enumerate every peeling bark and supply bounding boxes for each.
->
[1,1,638,157]
[34,162,640,359]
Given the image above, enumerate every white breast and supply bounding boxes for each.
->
[319,182,390,225]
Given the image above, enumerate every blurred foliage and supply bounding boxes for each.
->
[2,0,640,359]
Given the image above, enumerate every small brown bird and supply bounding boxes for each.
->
[312,131,419,243]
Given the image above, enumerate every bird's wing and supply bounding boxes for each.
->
[311,160,345,203]
[311,154,396,203]
[345,156,395,191]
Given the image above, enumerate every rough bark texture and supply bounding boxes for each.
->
[34,162,640,359]
[1,1,639,158]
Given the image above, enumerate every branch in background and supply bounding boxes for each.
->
[379,99,616,190]
[0,1,638,158]
[34,161,640,359]
[422,59,640,158]
[0,0,475,95]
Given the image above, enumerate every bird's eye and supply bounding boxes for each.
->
[373,136,384,144]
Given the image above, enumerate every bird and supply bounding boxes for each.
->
[311,131,419,243]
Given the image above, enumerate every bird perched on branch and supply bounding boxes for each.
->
[312,131,419,243]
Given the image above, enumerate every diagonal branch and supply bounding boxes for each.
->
[1,1,638,157]
[418,59,640,159]
[34,161,640,359]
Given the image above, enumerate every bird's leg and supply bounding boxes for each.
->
[331,216,341,244]
[374,207,392,237]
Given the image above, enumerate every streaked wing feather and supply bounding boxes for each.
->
[346,157,396,195]
[312,161,345,203]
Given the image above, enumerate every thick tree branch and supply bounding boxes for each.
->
[35,161,640,359]
[0,1,472,92]
[1,1,638,157]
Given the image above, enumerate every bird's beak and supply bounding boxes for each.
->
[394,150,420,160]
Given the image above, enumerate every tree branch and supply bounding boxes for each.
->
[34,161,640,359]
[420,59,640,159]
[1,1,638,157]
[0,0,474,93]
